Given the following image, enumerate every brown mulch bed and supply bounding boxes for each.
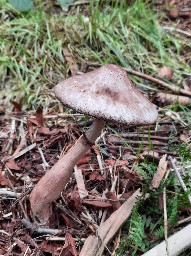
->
[0,103,185,255]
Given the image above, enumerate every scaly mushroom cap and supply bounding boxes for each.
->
[55,64,158,125]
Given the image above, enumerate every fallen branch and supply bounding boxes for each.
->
[122,68,191,97]
[168,156,191,204]
[84,61,191,97]
[156,92,191,105]
[142,224,191,256]
[80,189,141,256]
[21,219,62,235]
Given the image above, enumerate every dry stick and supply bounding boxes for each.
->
[120,133,170,141]
[6,143,37,161]
[5,169,29,220]
[47,236,86,242]
[80,189,141,256]
[85,61,191,97]
[38,147,49,170]
[151,154,168,190]
[0,188,21,198]
[74,165,88,198]
[122,68,191,97]
[141,224,191,256]
[5,118,16,153]
[168,156,191,204]
[177,216,191,225]
[21,219,63,235]
[106,146,178,156]
[109,139,166,146]
[162,26,191,37]
[11,121,26,157]
[163,187,169,256]
[100,175,118,224]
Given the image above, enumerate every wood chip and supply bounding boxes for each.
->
[151,154,168,189]
[74,165,88,199]
[80,189,141,256]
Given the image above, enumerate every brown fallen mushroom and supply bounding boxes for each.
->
[30,64,158,224]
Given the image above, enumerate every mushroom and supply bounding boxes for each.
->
[30,64,158,224]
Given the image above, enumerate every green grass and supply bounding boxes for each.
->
[0,0,191,111]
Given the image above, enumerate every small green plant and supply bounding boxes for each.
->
[135,162,156,181]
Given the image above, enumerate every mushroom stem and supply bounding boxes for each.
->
[30,119,105,224]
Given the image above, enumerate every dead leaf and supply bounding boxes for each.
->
[15,239,31,254]
[63,48,77,75]
[38,127,59,135]
[92,145,99,155]
[151,154,168,189]
[0,169,10,186]
[104,159,129,167]
[6,159,21,171]
[105,191,121,210]
[12,101,22,112]
[61,214,75,228]
[39,240,62,254]
[157,66,173,80]
[89,172,105,181]
[168,8,179,19]
[158,193,163,210]
[68,190,82,212]
[35,107,44,127]
[77,153,91,165]
[63,233,79,256]
[82,199,112,208]
[124,171,140,183]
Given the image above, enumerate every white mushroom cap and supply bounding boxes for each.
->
[54,64,158,125]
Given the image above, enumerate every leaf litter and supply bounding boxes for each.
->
[0,100,190,255]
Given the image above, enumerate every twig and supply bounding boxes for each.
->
[4,167,29,220]
[6,143,37,160]
[120,133,170,141]
[97,154,104,175]
[100,189,109,225]
[163,187,169,256]
[11,121,26,157]
[38,147,49,170]
[168,156,191,204]
[80,189,141,256]
[0,188,21,198]
[101,176,119,224]
[142,224,191,256]
[151,154,168,189]
[162,26,191,37]
[46,236,86,242]
[108,139,166,146]
[165,110,188,127]
[5,119,16,154]
[81,209,98,229]
[57,203,83,225]
[85,61,191,97]
[122,68,191,97]
[21,219,63,235]
[177,216,191,225]
[74,165,88,198]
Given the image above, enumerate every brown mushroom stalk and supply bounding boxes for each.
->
[30,64,158,224]
[30,119,105,224]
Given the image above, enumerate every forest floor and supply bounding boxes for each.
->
[0,0,191,255]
